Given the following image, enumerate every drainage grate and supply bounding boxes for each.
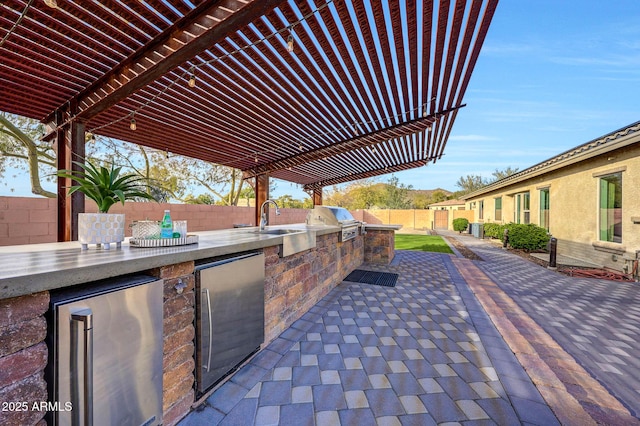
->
[344,269,399,287]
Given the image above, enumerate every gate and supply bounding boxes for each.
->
[434,210,449,229]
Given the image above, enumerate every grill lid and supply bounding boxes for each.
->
[306,206,357,226]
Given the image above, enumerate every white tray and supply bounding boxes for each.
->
[129,235,199,248]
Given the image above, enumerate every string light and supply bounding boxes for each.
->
[87,0,334,135]
[0,0,35,49]
[44,0,57,8]
[422,104,428,118]
[188,72,196,88]
[286,27,295,53]
[129,113,136,131]
[87,102,451,173]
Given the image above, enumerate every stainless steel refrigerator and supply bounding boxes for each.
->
[195,252,265,396]
[47,275,164,426]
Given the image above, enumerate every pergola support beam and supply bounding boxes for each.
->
[56,109,85,242]
[243,105,465,179]
[255,173,270,227]
[312,188,323,206]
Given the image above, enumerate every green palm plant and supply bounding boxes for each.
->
[56,161,157,213]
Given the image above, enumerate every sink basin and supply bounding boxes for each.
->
[251,229,303,235]
[247,228,316,257]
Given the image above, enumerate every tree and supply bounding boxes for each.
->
[0,113,56,197]
[325,179,381,209]
[96,137,183,201]
[491,166,519,181]
[382,175,412,209]
[455,166,520,196]
[431,190,448,203]
[410,192,431,209]
[184,194,216,204]
[455,175,489,195]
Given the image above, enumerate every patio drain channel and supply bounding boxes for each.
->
[344,269,398,287]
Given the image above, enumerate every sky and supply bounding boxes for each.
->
[394,0,640,195]
[2,0,640,199]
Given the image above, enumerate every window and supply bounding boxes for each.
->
[494,197,502,221]
[540,189,550,231]
[478,200,484,220]
[599,173,622,243]
[515,192,530,224]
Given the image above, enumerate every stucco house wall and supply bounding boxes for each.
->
[463,121,640,272]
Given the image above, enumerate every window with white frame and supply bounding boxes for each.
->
[599,173,622,243]
[494,197,502,221]
[539,188,550,231]
[514,192,530,224]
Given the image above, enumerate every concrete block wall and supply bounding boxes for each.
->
[0,196,434,247]
[0,197,309,247]
[0,197,58,246]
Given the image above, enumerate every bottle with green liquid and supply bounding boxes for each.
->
[161,210,173,238]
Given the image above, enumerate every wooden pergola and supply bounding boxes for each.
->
[0,0,498,241]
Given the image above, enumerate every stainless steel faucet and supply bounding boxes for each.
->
[259,199,280,230]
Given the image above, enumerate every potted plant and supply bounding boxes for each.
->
[57,161,157,249]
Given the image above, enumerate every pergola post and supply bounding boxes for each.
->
[313,188,323,206]
[255,173,269,227]
[56,113,85,242]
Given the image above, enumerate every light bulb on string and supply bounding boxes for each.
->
[129,113,136,131]
[188,72,196,88]
[44,0,57,8]
[286,27,295,53]
[422,104,428,118]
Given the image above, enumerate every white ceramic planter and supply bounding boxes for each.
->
[78,213,125,250]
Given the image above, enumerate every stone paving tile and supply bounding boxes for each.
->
[180,250,555,426]
[457,235,640,419]
[446,233,640,424]
[217,398,258,426]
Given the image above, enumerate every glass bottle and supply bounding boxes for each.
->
[160,210,173,238]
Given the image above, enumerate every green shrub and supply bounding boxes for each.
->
[506,223,550,251]
[483,223,502,239]
[453,218,469,233]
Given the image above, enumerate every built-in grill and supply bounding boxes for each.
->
[306,206,361,242]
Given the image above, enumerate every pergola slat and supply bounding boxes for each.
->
[0,0,498,193]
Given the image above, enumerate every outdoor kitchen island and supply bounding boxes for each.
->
[0,223,397,426]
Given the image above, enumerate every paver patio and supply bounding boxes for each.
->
[180,233,640,425]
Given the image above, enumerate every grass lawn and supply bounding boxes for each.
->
[395,234,454,254]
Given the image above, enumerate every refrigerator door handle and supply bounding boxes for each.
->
[71,309,94,426]
[203,288,213,372]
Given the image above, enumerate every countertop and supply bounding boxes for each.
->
[0,224,340,300]
[362,223,403,231]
